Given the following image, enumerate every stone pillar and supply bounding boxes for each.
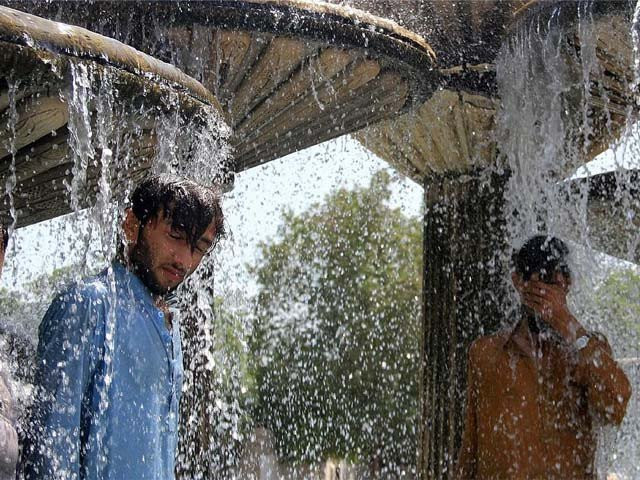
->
[418,168,509,479]
[175,174,233,479]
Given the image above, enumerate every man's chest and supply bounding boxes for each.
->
[108,306,180,393]
[478,351,588,434]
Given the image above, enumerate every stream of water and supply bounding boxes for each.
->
[497,3,640,477]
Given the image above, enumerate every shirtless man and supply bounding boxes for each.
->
[456,235,631,479]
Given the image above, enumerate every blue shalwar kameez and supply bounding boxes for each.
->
[22,262,183,480]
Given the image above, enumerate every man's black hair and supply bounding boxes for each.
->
[131,174,224,250]
[513,235,571,282]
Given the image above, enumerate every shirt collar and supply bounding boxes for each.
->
[505,318,536,358]
[111,260,158,312]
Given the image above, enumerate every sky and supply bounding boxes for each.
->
[0,135,423,294]
[573,131,640,178]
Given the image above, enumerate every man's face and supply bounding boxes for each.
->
[128,209,216,295]
[512,270,571,321]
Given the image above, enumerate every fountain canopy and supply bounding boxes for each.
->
[356,0,637,181]
[0,6,227,227]
[3,0,636,226]
[2,0,439,171]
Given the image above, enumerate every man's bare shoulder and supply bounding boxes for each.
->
[468,329,510,365]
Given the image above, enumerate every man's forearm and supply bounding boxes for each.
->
[550,310,587,345]
[574,335,632,425]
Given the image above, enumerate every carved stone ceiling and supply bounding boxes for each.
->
[0,6,224,227]
[347,0,636,180]
[1,0,636,197]
[1,0,438,172]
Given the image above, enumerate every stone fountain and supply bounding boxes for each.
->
[3,0,438,170]
[0,6,228,228]
[0,1,638,479]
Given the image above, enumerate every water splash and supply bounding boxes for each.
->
[3,79,20,243]
[497,3,640,478]
[67,63,95,215]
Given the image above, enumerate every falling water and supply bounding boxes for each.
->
[5,1,639,479]
[497,2,640,478]
[0,26,233,475]
[3,79,19,239]
[68,63,95,215]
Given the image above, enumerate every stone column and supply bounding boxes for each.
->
[418,168,509,479]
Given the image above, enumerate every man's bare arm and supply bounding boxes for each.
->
[573,335,631,425]
[521,276,631,425]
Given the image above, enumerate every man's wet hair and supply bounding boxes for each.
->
[513,235,571,282]
[131,174,224,250]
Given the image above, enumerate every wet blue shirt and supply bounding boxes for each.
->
[21,262,183,480]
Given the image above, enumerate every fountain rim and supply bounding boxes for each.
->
[0,5,223,114]
[567,168,640,200]
[192,0,434,70]
[56,0,436,77]
[232,0,435,60]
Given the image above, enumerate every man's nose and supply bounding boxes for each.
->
[171,245,194,271]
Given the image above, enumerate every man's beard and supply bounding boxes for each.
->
[129,233,175,296]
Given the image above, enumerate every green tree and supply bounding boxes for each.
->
[208,295,256,473]
[0,264,93,381]
[593,268,640,357]
[249,171,422,475]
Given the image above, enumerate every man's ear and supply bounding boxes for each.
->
[122,208,140,249]
[512,272,525,293]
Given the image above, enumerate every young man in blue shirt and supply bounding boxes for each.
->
[20,175,224,480]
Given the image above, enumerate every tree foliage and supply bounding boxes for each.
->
[209,295,256,472]
[593,268,640,357]
[249,171,422,473]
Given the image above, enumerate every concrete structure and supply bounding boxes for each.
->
[0,6,225,227]
[3,0,438,171]
[0,1,637,479]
